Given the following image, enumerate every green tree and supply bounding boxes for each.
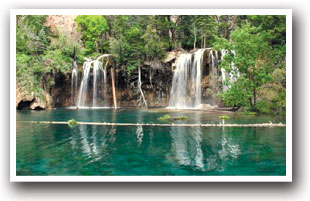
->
[16,15,51,55]
[215,16,286,114]
[75,15,109,55]
[17,15,83,99]
[194,16,217,48]
[142,24,166,61]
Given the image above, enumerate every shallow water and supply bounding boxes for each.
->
[16,108,286,176]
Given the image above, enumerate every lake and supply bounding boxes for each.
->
[16,108,286,176]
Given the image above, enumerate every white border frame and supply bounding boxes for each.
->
[10,9,292,182]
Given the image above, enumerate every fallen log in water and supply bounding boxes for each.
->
[19,121,286,127]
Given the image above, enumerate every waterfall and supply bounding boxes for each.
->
[192,50,204,107]
[92,60,103,107]
[168,49,205,109]
[209,50,218,77]
[77,59,92,107]
[221,67,229,92]
[220,50,239,92]
[71,60,78,105]
[103,67,107,107]
[74,55,111,108]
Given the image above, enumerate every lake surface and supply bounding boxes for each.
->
[16,108,286,176]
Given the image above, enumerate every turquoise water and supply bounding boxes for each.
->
[16,108,286,176]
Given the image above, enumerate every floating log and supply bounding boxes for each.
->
[20,121,286,128]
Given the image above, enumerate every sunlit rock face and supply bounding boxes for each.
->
[16,84,52,110]
[44,15,80,40]
[29,91,53,110]
[16,84,34,109]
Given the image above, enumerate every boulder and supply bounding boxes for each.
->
[197,103,216,110]
[163,50,183,64]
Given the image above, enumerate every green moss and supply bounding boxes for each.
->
[219,115,230,119]
[158,114,171,121]
[245,112,257,115]
[158,114,188,121]
[68,119,78,127]
[173,115,189,120]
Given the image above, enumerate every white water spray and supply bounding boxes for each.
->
[168,49,205,109]
[220,50,239,92]
[71,60,78,105]
[75,54,111,107]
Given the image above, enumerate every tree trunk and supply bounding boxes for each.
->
[110,68,117,109]
[138,66,148,108]
[172,31,177,50]
[167,15,178,50]
[95,42,99,53]
[203,36,206,48]
[193,25,197,49]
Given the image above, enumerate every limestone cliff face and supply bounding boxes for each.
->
[16,85,35,109]
[44,15,80,40]
[16,84,53,110]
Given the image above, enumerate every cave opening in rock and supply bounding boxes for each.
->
[17,100,34,110]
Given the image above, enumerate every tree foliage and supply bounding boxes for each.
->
[16,15,83,97]
[75,15,109,55]
[215,15,286,114]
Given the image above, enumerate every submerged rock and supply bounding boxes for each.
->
[197,103,216,110]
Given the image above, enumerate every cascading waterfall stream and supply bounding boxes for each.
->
[192,49,204,107]
[220,49,239,92]
[92,60,103,107]
[77,59,92,107]
[75,54,110,108]
[209,50,218,77]
[97,54,110,107]
[71,60,78,105]
[103,67,107,107]
[168,49,205,109]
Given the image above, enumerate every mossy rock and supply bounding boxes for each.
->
[68,119,78,127]
[219,115,230,119]
[158,114,171,121]
[158,114,188,121]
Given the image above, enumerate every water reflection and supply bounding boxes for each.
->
[69,109,113,162]
[206,125,242,172]
[109,109,117,143]
[218,127,241,160]
[170,112,204,169]
[79,125,92,158]
[136,111,144,146]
